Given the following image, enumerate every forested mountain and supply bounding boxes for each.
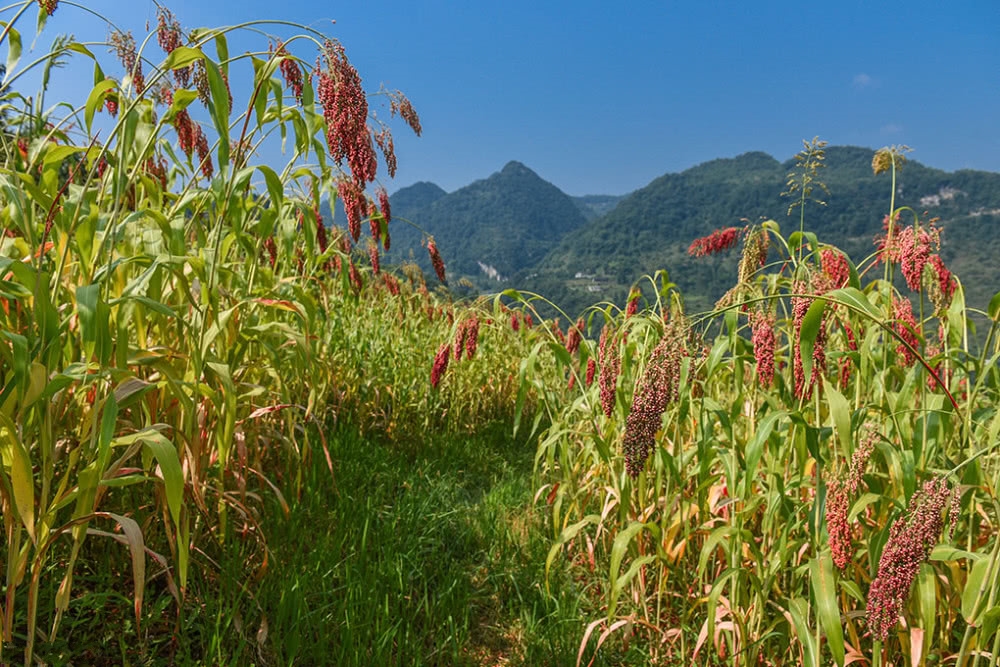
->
[325,147,1000,318]
[525,147,1000,316]
[382,161,590,286]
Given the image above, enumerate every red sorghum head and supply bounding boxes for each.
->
[927,254,957,313]
[688,226,742,257]
[110,30,144,94]
[38,0,57,15]
[622,323,686,478]
[825,425,877,571]
[195,128,213,179]
[821,248,850,288]
[104,96,118,117]
[431,343,450,389]
[337,179,364,242]
[751,309,776,388]
[453,321,468,361]
[826,479,852,571]
[626,293,639,318]
[792,280,826,400]
[867,477,955,641]
[899,225,935,292]
[553,319,566,346]
[510,311,520,332]
[275,41,304,103]
[317,40,377,186]
[175,108,196,157]
[598,326,620,419]
[377,186,391,223]
[465,316,479,360]
[264,236,277,269]
[586,357,596,387]
[375,129,397,179]
[348,260,363,291]
[873,212,903,265]
[156,8,189,86]
[427,238,446,283]
[838,323,859,389]
[383,273,400,296]
[566,318,583,355]
[390,90,422,136]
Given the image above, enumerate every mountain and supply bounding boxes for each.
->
[389,181,447,221]
[526,147,1000,317]
[384,161,590,286]
[572,194,626,221]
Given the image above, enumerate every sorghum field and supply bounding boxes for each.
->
[1,3,999,666]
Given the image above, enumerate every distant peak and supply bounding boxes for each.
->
[500,160,533,175]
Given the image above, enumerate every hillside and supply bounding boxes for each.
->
[382,161,590,286]
[525,147,1000,316]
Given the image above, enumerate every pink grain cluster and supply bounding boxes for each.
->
[821,248,850,289]
[598,326,620,419]
[622,329,685,478]
[427,238,446,283]
[892,296,920,367]
[337,179,365,242]
[867,477,955,641]
[110,30,144,95]
[275,41,304,103]
[688,227,742,257]
[317,40,377,186]
[791,280,826,400]
[898,225,935,292]
[431,343,450,389]
[750,309,775,388]
[826,427,877,570]
[566,318,584,355]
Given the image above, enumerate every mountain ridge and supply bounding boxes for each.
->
[372,147,999,318]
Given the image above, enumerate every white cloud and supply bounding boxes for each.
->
[853,73,873,88]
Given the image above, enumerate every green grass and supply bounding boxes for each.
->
[21,418,648,665]
[176,420,652,666]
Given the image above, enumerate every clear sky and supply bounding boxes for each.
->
[22,0,1000,196]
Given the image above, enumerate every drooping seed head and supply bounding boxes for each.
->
[750,309,776,388]
[427,237,446,283]
[867,477,954,641]
[688,226,742,257]
[598,325,620,419]
[431,343,450,389]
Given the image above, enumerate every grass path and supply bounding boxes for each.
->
[206,422,633,666]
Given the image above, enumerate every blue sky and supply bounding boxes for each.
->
[19,0,1000,196]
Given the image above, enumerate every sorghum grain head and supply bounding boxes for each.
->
[431,343,450,389]
[622,324,686,478]
[598,326,620,419]
[688,227,742,257]
[750,309,776,388]
[377,186,391,223]
[427,237,446,283]
[465,316,479,360]
[867,477,954,641]
[195,127,213,179]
